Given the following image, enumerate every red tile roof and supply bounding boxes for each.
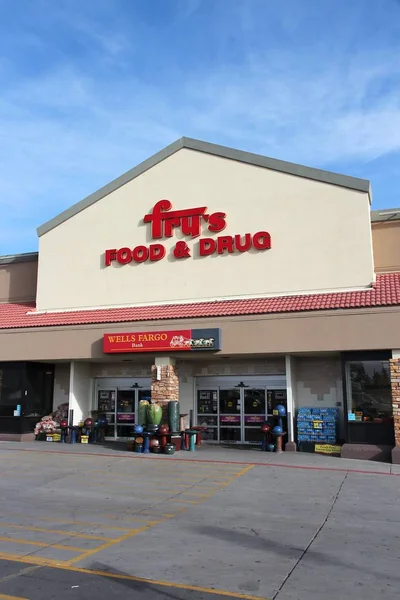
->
[1,273,400,330]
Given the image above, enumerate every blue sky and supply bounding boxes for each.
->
[1,0,400,254]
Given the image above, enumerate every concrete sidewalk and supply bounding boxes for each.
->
[1,440,400,475]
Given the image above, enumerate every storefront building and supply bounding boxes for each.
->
[0,138,400,461]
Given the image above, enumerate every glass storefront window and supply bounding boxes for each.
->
[196,415,218,427]
[196,386,286,444]
[244,427,263,443]
[201,428,218,441]
[244,389,265,414]
[219,389,240,414]
[347,361,392,421]
[220,427,241,442]
[197,390,218,415]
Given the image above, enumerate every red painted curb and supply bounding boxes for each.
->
[1,445,398,477]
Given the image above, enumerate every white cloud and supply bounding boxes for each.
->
[0,0,400,253]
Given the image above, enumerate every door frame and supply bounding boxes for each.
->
[115,387,138,440]
[195,376,287,444]
[218,385,267,444]
[94,377,151,440]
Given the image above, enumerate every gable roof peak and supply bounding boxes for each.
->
[37,136,371,237]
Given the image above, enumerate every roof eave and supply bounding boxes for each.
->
[37,136,372,238]
[0,252,39,265]
[371,208,400,223]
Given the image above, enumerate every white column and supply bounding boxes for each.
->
[68,361,92,425]
[285,355,296,443]
[68,361,78,424]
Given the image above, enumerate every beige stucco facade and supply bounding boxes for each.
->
[0,255,37,303]
[0,307,399,362]
[0,138,398,455]
[0,213,394,311]
[36,147,374,312]
[372,220,400,273]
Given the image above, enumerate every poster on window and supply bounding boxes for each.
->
[197,390,218,414]
[98,390,116,412]
[267,390,287,413]
[244,415,265,424]
[220,415,241,425]
[117,413,135,422]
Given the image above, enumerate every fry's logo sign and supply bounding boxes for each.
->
[104,199,271,266]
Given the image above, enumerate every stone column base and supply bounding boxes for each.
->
[285,441,297,452]
[391,446,400,464]
[341,443,392,462]
[0,433,35,442]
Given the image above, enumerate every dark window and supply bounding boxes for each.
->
[0,364,24,416]
[347,361,392,420]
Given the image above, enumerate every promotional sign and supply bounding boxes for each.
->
[220,415,241,425]
[197,390,218,414]
[117,413,135,422]
[244,415,265,424]
[104,199,271,266]
[314,444,341,456]
[103,328,221,354]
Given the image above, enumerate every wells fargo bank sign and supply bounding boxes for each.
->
[103,328,221,353]
[104,199,271,265]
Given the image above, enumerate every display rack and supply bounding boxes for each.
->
[297,407,338,448]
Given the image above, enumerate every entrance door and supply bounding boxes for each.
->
[219,388,242,442]
[116,389,136,438]
[196,381,286,444]
[97,389,116,439]
[219,387,267,443]
[243,388,267,443]
[96,384,151,439]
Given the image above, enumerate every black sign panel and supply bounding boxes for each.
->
[190,328,221,352]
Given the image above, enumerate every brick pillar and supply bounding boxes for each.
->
[390,359,400,446]
[151,358,179,425]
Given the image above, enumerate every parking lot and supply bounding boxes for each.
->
[0,444,399,600]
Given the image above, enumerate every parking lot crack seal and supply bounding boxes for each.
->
[272,471,349,600]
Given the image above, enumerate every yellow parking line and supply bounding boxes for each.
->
[0,551,60,567]
[221,464,254,484]
[0,536,84,552]
[103,515,161,525]
[31,517,143,532]
[0,461,255,574]
[0,553,270,600]
[67,525,149,565]
[0,594,29,600]
[168,507,188,515]
[0,524,114,541]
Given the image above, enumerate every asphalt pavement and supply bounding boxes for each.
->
[0,442,399,600]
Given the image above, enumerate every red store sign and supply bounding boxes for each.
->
[104,199,271,266]
[103,328,221,354]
